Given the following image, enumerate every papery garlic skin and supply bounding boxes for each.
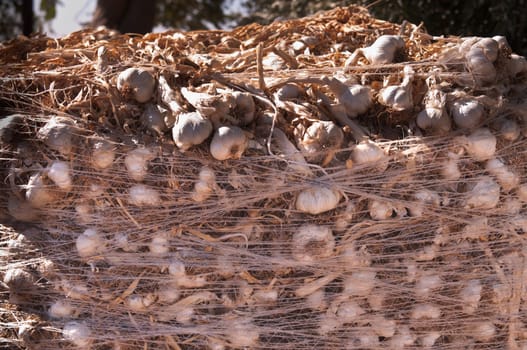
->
[296,186,341,215]
[210,126,248,160]
[292,224,335,263]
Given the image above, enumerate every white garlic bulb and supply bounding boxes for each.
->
[191,166,216,202]
[91,139,115,169]
[172,111,213,152]
[420,332,441,348]
[518,183,527,202]
[351,140,386,168]
[416,107,451,133]
[415,275,442,297]
[506,53,527,78]
[330,81,372,118]
[408,189,440,217]
[295,120,344,163]
[459,128,496,161]
[336,300,365,323]
[141,104,168,135]
[485,158,519,191]
[226,318,259,348]
[63,321,92,348]
[369,199,394,220]
[231,91,255,125]
[370,315,396,338]
[291,224,335,263]
[442,152,461,181]
[463,38,499,85]
[47,160,72,191]
[76,228,102,258]
[471,322,496,342]
[465,176,500,209]
[128,184,161,206]
[210,125,248,160]
[117,67,156,103]
[37,116,74,156]
[347,35,405,65]
[295,186,341,215]
[379,65,414,111]
[450,99,484,129]
[124,147,155,182]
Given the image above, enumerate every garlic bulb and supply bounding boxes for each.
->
[49,299,73,318]
[226,318,259,348]
[343,271,376,296]
[408,189,440,217]
[351,140,386,168]
[506,53,527,78]
[172,112,213,152]
[442,152,461,181]
[459,128,496,161]
[157,282,180,304]
[518,184,527,202]
[462,217,488,240]
[25,173,55,208]
[128,184,161,206]
[149,234,169,255]
[371,315,396,338]
[347,35,405,65]
[37,116,74,156]
[124,147,155,182]
[368,199,394,220]
[141,104,168,135]
[465,176,500,209]
[76,228,102,258]
[231,91,255,125]
[3,267,34,290]
[416,89,451,133]
[471,322,496,342]
[420,332,441,348]
[168,259,207,288]
[411,304,441,319]
[499,119,520,141]
[389,326,416,349]
[327,79,372,117]
[91,139,115,170]
[210,126,248,160]
[485,158,519,191]
[415,274,442,297]
[47,160,72,191]
[450,99,484,129]
[191,166,216,202]
[117,67,156,103]
[336,300,365,323]
[291,224,335,263]
[295,186,341,215]
[379,65,414,111]
[463,38,499,85]
[295,120,344,163]
[460,279,482,314]
[63,321,92,348]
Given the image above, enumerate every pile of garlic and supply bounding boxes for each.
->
[1,6,527,350]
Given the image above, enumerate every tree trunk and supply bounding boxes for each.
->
[91,0,157,34]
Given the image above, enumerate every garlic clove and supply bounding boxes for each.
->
[210,125,248,160]
[295,186,341,215]
[117,67,156,103]
[172,111,213,152]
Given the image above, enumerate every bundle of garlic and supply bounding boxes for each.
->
[1,5,527,350]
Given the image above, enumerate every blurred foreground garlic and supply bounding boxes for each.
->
[25,172,56,208]
[128,184,161,206]
[76,228,103,258]
[465,176,500,209]
[47,160,72,191]
[124,147,156,181]
[485,158,519,191]
[37,116,74,156]
[191,166,216,202]
[457,128,496,161]
[90,138,115,170]
[291,224,335,263]
[346,35,405,66]
[117,67,156,103]
[462,37,499,85]
[350,140,388,171]
[63,321,92,348]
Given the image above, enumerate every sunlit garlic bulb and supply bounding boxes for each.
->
[63,321,92,348]
[450,98,484,129]
[296,186,341,215]
[210,125,248,160]
[117,67,156,103]
[295,120,344,163]
[379,65,414,111]
[172,111,213,152]
[346,35,405,65]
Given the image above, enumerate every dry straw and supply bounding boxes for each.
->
[1,5,526,350]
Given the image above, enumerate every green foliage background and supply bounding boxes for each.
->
[0,0,525,55]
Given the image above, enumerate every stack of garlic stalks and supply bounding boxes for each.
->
[1,5,527,350]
